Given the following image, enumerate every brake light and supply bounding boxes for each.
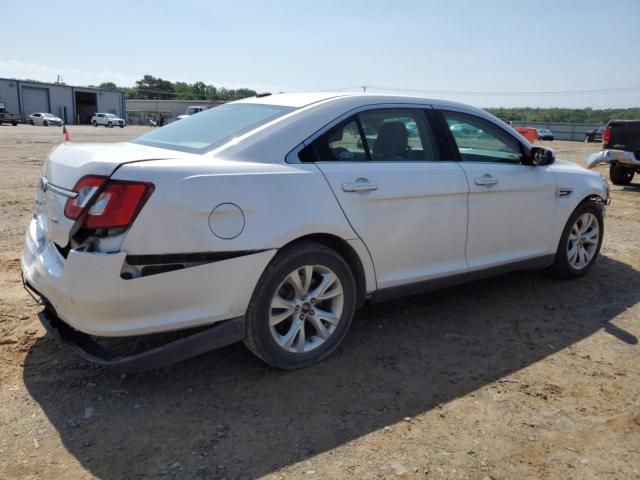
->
[64,176,107,219]
[64,176,153,229]
[603,126,611,144]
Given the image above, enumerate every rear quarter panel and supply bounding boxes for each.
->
[114,159,359,254]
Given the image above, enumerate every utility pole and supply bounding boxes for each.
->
[362,86,367,93]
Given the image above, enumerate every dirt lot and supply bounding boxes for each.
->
[0,124,639,480]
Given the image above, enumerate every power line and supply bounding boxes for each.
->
[324,85,640,97]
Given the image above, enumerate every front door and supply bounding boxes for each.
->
[440,109,557,270]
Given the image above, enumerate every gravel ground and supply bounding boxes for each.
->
[0,124,638,480]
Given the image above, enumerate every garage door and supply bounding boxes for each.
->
[22,87,50,115]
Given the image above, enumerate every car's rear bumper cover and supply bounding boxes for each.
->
[33,301,244,371]
[587,149,640,169]
[21,218,275,337]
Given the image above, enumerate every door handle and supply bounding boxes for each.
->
[474,174,499,187]
[342,180,378,192]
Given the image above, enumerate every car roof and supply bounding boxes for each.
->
[233,91,477,110]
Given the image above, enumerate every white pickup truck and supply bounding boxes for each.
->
[176,105,208,120]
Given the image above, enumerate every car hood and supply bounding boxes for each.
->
[550,158,589,172]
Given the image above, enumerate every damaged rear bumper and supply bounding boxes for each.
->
[587,149,640,169]
[35,300,245,372]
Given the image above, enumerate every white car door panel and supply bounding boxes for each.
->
[304,107,471,289]
[459,162,557,269]
[440,109,558,270]
[318,161,469,288]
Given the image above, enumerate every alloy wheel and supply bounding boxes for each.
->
[269,265,344,353]
[567,212,599,269]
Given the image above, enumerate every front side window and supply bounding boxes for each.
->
[442,111,523,164]
[132,103,295,153]
[301,108,437,162]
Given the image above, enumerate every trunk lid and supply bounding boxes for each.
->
[38,142,178,247]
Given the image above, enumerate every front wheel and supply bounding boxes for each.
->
[609,163,635,185]
[43,120,48,127]
[244,242,356,369]
[107,121,113,128]
[550,201,603,278]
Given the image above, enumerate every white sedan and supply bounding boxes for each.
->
[22,92,609,370]
[29,112,64,126]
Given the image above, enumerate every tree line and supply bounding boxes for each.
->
[95,77,640,122]
[97,75,258,101]
[485,107,640,124]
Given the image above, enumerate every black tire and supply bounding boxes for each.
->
[43,120,48,127]
[120,124,125,128]
[29,119,34,125]
[609,163,635,186]
[550,201,603,278]
[244,242,357,369]
[93,121,98,127]
[107,121,113,128]
[11,121,17,126]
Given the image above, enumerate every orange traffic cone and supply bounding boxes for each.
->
[63,125,70,141]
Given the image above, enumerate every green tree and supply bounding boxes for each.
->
[134,75,175,99]
[99,81,118,90]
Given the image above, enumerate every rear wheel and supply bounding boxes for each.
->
[43,120,48,127]
[551,201,603,278]
[609,163,635,185]
[244,242,356,369]
[29,119,34,125]
[92,121,98,127]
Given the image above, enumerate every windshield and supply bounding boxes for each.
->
[186,107,203,115]
[132,103,295,153]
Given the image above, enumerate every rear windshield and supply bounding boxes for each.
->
[132,103,295,153]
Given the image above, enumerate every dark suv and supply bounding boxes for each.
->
[585,125,605,143]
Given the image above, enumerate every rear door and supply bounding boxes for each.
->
[437,109,557,270]
[304,107,469,289]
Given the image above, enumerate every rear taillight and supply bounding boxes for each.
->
[603,126,611,144]
[64,176,107,219]
[64,176,153,229]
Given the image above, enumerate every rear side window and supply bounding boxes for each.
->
[442,111,523,164]
[300,108,437,162]
[132,103,295,153]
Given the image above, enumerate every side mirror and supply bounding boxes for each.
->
[530,146,555,166]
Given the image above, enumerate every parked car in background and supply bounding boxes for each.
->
[585,125,606,143]
[0,102,20,125]
[536,128,554,141]
[29,112,63,126]
[91,113,126,128]
[587,120,640,185]
[177,105,209,120]
[22,92,608,371]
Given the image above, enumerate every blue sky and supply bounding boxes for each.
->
[2,0,640,108]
